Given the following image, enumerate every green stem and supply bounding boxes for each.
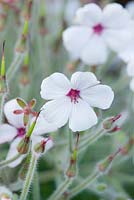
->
[78,129,105,154]
[33,171,40,200]
[48,179,72,200]
[20,154,37,200]
[68,171,99,199]
[0,154,20,168]
[0,94,6,123]
[7,53,24,83]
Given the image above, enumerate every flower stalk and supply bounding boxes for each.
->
[0,41,8,123]
[20,153,37,200]
[67,148,122,199]
[48,178,72,200]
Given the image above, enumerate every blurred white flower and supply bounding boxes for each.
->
[0,99,57,167]
[64,0,81,24]
[126,1,134,19]
[63,3,132,65]
[0,186,12,200]
[119,2,134,77]
[130,78,134,92]
[40,72,114,132]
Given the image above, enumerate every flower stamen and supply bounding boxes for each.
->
[66,89,80,103]
[93,23,104,35]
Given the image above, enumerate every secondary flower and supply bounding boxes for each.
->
[119,2,134,78]
[0,186,12,200]
[40,72,114,132]
[63,3,132,65]
[0,99,57,167]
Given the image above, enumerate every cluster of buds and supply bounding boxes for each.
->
[103,114,121,134]
[14,98,37,126]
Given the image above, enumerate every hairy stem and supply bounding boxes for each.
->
[33,171,40,200]
[20,154,37,200]
[68,171,99,199]
[48,178,72,200]
[7,53,24,83]
[78,129,105,154]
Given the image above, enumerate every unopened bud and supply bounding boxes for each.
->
[17,136,30,154]
[34,140,46,154]
[66,149,77,178]
[16,20,28,53]
[103,114,121,133]
[95,183,107,192]
[98,148,121,173]
[120,138,134,155]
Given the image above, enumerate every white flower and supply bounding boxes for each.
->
[40,72,114,132]
[0,186,12,200]
[63,3,132,65]
[130,78,134,92]
[0,99,57,167]
[126,1,134,19]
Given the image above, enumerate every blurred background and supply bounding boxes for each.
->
[0,0,134,199]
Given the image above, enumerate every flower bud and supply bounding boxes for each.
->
[120,138,134,155]
[33,137,53,157]
[98,148,121,173]
[17,136,30,154]
[95,183,107,192]
[66,149,77,178]
[66,159,77,178]
[103,114,121,133]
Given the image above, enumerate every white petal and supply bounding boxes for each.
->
[32,114,58,136]
[127,59,134,77]
[4,99,24,129]
[6,138,26,168]
[81,85,114,109]
[126,1,134,19]
[40,73,71,100]
[81,35,108,65]
[71,71,100,90]
[104,29,132,52]
[63,26,91,59]
[102,3,131,28]
[42,97,72,128]
[75,3,102,26]
[130,78,134,92]
[0,124,17,144]
[69,99,97,132]
[119,41,134,62]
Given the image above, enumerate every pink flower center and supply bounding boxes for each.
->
[93,23,104,35]
[66,89,80,103]
[17,128,26,137]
